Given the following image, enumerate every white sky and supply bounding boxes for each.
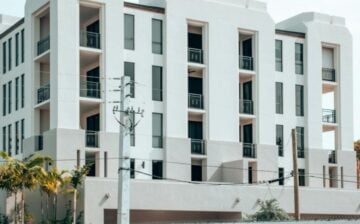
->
[0,0,359,141]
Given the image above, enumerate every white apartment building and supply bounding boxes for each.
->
[0,0,358,223]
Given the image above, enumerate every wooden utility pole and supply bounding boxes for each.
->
[291,128,300,221]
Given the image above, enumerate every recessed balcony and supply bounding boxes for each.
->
[80,31,101,49]
[188,48,203,64]
[239,99,253,115]
[328,150,337,164]
[243,143,256,158]
[322,109,336,124]
[188,93,203,110]
[37,36,50,56]
[86,130,99,148]
[191,139,205,155]
[239,55,254,71]
[80,79,101,99]
[37,83,50,105]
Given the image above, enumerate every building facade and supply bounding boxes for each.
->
[0,0,358,223]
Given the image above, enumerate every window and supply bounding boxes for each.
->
[152,66,162,101]
[3,42,6,74]
[279,168,284,185]
[2,84,6,116]
[124,14,134,50]
[152,160,163,179]
[77,150,80,168]
[298,169,305,186]
[104,152,108,177]
[7,124,11,156]
[152,113,163,148]
[295,85,304,116]
[130,159,135,179]
[15,77,19,111]
[2,126,6,152]
[276,125,284,157]
[21,74,24,108]
[296,127,304,158]
[124,62,135,98]
[275,82,283,114]
[295,43,304,74]
[21,119,24,153]
[275,40,282,72]
[8,38,12,71]
[15,33,19,66]
[15,121,19,155]
[8,81,12,114]
[21,29,24,63]
[152,19,163,54]
[130,112,135,147]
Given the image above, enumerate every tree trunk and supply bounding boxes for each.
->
[14,192,17,224]
[53,195,56,223]
[40,191,44,223]
[21,186,25,224]
[73,189,77,224]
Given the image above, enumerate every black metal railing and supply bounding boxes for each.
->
[86,130,99,148]
[322,109,336,123]
[80,80,101,99]
[322,68,336,82]
[243,143,256,158]
[328,150,337,164]
[37,36,50,55]
[239,55,254,71]
[37,83,50,104]
[35,135,43,151]
[188,93,203,109]
[80,31,101,49]
[188,48,203,64]
[239,99,253,114]
[191,139,205,155]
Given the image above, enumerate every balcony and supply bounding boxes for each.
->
[322,68,336,82]
[37,36,50,55]
[35,135,43,151]
[191,139,205,155]
[188,48,203,64]
[243,143,256,158]
[328,150,337,164]
[80,80,101,99]
[37,84,50,104]
[188,93,203,109]
[322,109,336,124]
[86,130,99,148]
[80,31,101,49]
[239,100,253,114]
[239,56,254,71]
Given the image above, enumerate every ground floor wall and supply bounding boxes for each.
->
[83,178,360,224]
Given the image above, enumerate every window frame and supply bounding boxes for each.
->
[275,82,283,114]
[152,113,163,148]
[295,85,304,116]
[152,66,163,101]
[295,43,304,75]
[275,39,283,72]
[124,14,135,50]
[152,19,163,54]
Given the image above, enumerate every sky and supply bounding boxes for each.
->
[0,0,359,140]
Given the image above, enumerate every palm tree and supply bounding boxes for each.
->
[248,199,290,221]
[0,152,22,224]
[19,155,50,224]
[40,167,68,223]
[67,166,88,224]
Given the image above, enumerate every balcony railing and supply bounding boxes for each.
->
[80,80,101,99]
[239,55,254,71]
[239,99,253,114]
[191,139,205,155]
[322,68,336,82]
[35,135,43,151]
[322,109,336,124]
[80,31,101,49]
[243,143,256,158]
[86,130,99,148]
[188,48,203,64]
[328,150,337,164]
[188,93,203,109]
[37,35,50,55]
[37,83,50,104]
